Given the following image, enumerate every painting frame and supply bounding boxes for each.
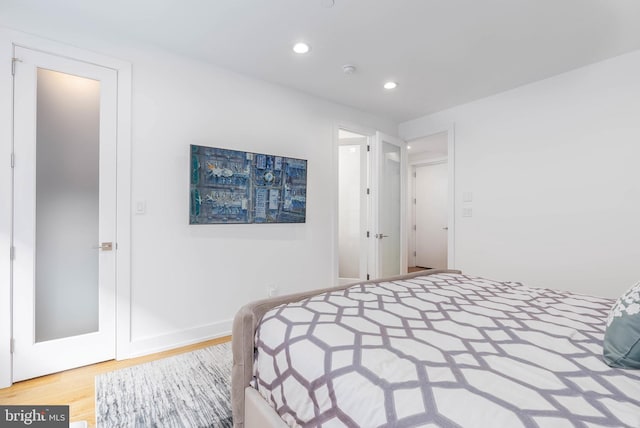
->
[189,144,307,224]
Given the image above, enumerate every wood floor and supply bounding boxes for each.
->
[0,336,231,427]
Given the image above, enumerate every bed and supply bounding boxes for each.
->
[231,270,640,427]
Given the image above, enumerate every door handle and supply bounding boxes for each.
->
[442,227,449,230]
[92,242,113,251]
[375,234,389,239]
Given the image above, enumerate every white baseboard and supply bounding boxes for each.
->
[124,319,232,359]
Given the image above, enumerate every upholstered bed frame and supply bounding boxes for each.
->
[231,269,460,428]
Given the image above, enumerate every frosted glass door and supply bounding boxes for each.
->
[371,132,406,279]
[379,141,402,277]
[35,68,100,342]
[12,47,117,381]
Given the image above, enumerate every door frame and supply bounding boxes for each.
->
[332,123,375,285]
[0,29,132,388]
[337,131,369,283]
[406,125,456,270]
[333,125,409,283]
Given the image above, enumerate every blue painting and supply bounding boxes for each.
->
[190,145,307,224]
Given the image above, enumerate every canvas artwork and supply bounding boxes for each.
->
[190,145,307,224]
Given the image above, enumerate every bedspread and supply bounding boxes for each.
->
[254,273,640,427]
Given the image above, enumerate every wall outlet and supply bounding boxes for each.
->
[267,285,279,298]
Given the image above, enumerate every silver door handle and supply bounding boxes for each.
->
[92,242,113,251]
[375,234,389,239]
[442,227,449,230]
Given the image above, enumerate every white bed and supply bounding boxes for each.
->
[232,270,640,427]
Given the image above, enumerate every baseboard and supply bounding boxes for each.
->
[125,319,232,359]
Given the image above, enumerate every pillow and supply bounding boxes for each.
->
[603,281,640,369]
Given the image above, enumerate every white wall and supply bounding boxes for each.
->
[400,49,640,298]
[407,131,448,164]
[0,24,397,384]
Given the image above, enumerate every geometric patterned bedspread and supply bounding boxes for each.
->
[254,273,640,427]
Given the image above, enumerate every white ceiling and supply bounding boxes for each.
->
[2,0,640,122]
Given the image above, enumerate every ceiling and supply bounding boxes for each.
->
[2,0,640,122]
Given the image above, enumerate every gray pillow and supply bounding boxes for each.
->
[603,281,640,369]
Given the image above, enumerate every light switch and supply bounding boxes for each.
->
[463,192,473,202]
[135,201,146,215]
[462,207,473,217]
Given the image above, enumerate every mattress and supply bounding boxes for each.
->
[253,273,640,427]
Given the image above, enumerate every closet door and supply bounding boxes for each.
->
[12,46,117,381]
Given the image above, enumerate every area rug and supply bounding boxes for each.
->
[95,342,232,427]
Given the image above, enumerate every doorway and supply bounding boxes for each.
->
[414,162,448,269]
[11,46,119,381]
[408,131,452,271]
[337,128,407,283]
[338,129,368,283]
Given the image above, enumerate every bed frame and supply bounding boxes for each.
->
[231,269,460,428]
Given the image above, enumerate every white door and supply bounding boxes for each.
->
[371,132,407,279]
[12,47,117,381]
[415,162,448,269]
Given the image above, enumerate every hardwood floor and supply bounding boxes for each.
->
[0,336,231,427]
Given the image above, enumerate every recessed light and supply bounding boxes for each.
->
[407,145,412,150]
[384,81,398,90]
[293,42,310,54]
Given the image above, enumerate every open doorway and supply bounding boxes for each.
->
[407,131,451,271]
[337,128,408,284]
[338,129,368,283]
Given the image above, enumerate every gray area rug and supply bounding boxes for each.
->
[96,342,232,427]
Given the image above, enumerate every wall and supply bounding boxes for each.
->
[400,49,640,298]
[407,131,448,164]
[0,24,397,385]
